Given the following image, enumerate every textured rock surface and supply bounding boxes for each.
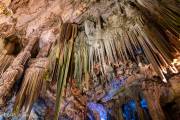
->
[0,0,88,47]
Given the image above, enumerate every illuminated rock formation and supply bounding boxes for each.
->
[0,0,180,120]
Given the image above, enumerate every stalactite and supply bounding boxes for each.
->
[0,0,180,119]
[0,37,37,106]
[54,23,78,120]
[13,43,51,118]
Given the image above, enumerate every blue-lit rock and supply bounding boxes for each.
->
[28,98,47,120]
[0,116,5,120]
[88,102,107,120]
[122,100,138,120]
[140,99,148,109]
[102,78,126,102]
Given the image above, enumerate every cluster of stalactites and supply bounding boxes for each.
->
[73,0,180,83]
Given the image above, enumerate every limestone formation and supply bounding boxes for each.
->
[0,0,180,120]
